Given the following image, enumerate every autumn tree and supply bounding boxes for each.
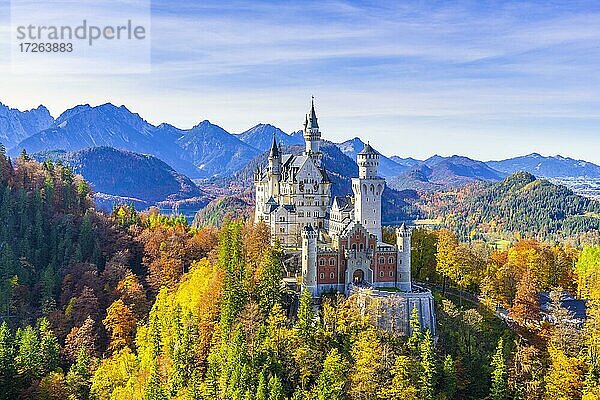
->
[411,228,438,281]
[349,328,384,399]
[103,299,136,351]
[544,346,585,400]
[64,316,96,362]
[508,340,544,400]
[436,229,460,293]
[509,270,540,326]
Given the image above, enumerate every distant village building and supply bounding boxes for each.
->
[254,98,436,334]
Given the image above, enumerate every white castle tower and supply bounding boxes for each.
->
[301,224,318,296]
[396,223,412,292]
[304,96,323,166]
[352,143,385,241]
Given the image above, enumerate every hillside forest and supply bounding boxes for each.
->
[0,150,600,400]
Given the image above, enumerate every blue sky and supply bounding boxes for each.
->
[1,0,599,163]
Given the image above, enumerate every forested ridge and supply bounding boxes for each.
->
[418,172,600,243]
[1,151,600,399]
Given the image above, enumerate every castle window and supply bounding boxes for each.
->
[379,271,384,277]
[389,271,394,277]
[319,273,324,279]
[389,257,394,264]
[319,259,325,266]
[329,258,335,266]
[330,272,335,279]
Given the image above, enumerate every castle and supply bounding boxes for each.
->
[254,99,435,334]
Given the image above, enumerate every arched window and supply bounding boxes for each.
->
[319,259,325,266]
[330,272,335,279]
[319,273,324,279]
[329,258,335,266]
[389,257,394,264]
[359,243,364,251]
[379,271,384,277]
[370,184,374,193]
[378,257,384,264]
[389,271,394,277]
[352,243,357,250]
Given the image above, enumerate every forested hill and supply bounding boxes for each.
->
[419,171,600,242]
[33,146,204,205]
[192,195,253,227]
[0,150,219,397]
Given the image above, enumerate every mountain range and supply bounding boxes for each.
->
[487,153,600,178]
[236,123,304,151]
[389,155,506,191]
[11,103,260,179]
[2,100,600,210]
[0,103,54,148]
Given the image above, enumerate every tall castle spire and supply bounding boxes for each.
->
[269,132,280,158]
[303,96,322,165]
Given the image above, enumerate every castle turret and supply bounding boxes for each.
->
[352,143,385,241]
[301,224,318,297]
[303,97,322,166]
[268,135,281,197]
[396,223,412,292]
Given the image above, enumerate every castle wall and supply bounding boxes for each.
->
[350,286,436,336]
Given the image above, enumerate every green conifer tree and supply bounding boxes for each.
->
[268,375,284,400]
[315,348,347,400]
[296,288,315,341]
[490,338,508,400]
[0,322,15,396]
[256,371,268,400]
[442,354,457,399]
[419,330,435,400]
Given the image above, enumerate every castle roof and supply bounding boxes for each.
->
[359,142,377,155]
[332,196,353,212]
[306,97,319,130]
